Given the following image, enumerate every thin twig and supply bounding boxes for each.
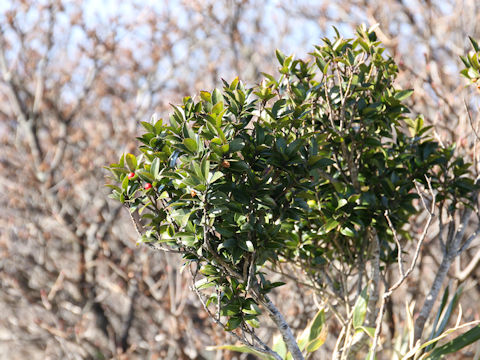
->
[385,210,405,277]
[457,227,480,255]
[389,177,435,294]
[465,99,480,141]
[125,205,183,253]
[370,177,435,356]
[189,264,282,360]
[414,184,477,341]
[456,248,480,282]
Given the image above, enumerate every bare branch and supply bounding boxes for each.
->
[252,289,305,360]
[189,265,283,360]
[456,248,480,282]
[414,203,475,342]
[465,99,480,141]
[385,210,405,277]
[370,177,436,355]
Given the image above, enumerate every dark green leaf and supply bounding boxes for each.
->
[427,325,480,360]
[469,36,480,52]
[229,138,245,152]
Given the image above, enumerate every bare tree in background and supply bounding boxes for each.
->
[1,0,480,359]
[0,1,330,358]
[0,1,280,358]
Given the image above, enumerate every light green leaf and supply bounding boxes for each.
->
[364,350,376,360]
[105,184,121,192]
[272,334,287,359]
[358,326,375,338]
[242,303,262,315]
[246,318,260,328]
[121,175,129,191]
[151,158,161,178]
[192,161,204,180]
[353,286,369,329]
[340,226,355,237]
[275,49,286,65]
[201,157,210,180]
[138,170,155,181]
[324,218,339,233]
[200,91,211,103]
[426,286,463,352]
[394,89,414,101]
[209,171,224,184]
[212,88,223,105]
[212,101,224,115]
[140,121,154,133]
[336,198,348,210]
[306,335,327,353]
[402,321,480,360]
[194,277,216,290]
[184,138,198,153]
[297,309,326,353]
[125,153,137,171]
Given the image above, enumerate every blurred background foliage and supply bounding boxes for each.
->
[0,0,479,359]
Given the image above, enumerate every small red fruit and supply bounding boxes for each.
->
[128,172,135,179]
[221,160,230,168]
[190,190,197,197]
[144,183,152,190]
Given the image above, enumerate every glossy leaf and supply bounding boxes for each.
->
[125,153,137,171]
[183,138,198,153]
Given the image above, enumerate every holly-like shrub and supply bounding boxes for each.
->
[106,25,477,359]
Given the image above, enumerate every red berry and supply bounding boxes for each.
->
[144,183,152,190]
[128,172,135,179]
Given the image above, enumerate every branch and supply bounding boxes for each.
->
[369,177,435,356]
[456,248,480,282]
[189,265,283,360]
[457,226,480,255]
[125,205,183,253]
[252,289,305,360]
[203,228,304,360]
[388,178,435,293]
[414,204,474,342]
[119,273,138,352]
[0,34,45,178]
[346,229,381,359]
[385,210,405,277]
[465,99,480,142]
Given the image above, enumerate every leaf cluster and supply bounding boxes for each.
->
[460,36,480,86]
[106,25,477,333]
